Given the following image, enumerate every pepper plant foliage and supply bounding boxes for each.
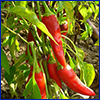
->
[1,1,99,99]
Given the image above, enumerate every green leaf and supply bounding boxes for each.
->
[94,5,99,20]
[57,1,64,12]
[76,47,84,70]
[1,49,10,74]
[94,1,99,5]
[80,22,93,40]
[60,93,69,99]
[67,52,76,71]
[20,1,27,7]
[9,6,58,45]
[76,47,84,61]
[1,22,7,38]
[90,3,95,12]
[5,66,16,85]
[7,16,14,27]
[18,64,29,70]
[79,5,87,18]
[61,1,75,34]
[1,1,7,9]
[14,1,20,6]
[9,34,16,60]
[16,72,24,89]
[83,62,95,87]
[23,76,41,99]
[1,36,10,47]
[10,83,18,98]
[94,39,99,46]
[23,69,30,79]
[79,6,92,22]
[70,1,77,8]
[15,39,20,52]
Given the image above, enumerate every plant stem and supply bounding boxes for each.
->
[42,1,51,13]
[39,60,49,99]
[2,24,28,44]
[37,1,42,21]
[42,1,53,16]
[11,1,16,7]
[32,1,35,12]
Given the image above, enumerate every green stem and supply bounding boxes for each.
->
[30,27,43,55]
[42,59,50,83]
[39,60,49,99]
[11,1,16,7]
[32,25,42,44]
[61,35,77,52]
[2,24,28,44]
[29,42,41,73]
[42,1,51,13]
[32,1,35,12]
[42,32,47,55]
[42,1,53,16]
[27,42,33,62]
[63,42,84,68]
[37,1,42,21]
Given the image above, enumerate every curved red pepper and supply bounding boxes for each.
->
[57,64,95,96]
[47,54,62,88]
[26,62,46,99]
[42,15,66,67]
[35,71,46,99]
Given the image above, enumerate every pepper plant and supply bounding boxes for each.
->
[1,1,99,99]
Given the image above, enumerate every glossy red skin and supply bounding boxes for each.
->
[57,64,95,96]
[42,15,66,67]
[47,55,62,88]
[26,63,46,99]
[60,20,68,39]
[35,71,46,99]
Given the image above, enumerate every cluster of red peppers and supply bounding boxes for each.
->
[25,1,95,99]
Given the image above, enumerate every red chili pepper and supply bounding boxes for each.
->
[35,62,46,99]
[26,62,46,99]
[60,19,68,39]
[57,64,95,96]
[42,15,66,67]
[35,71,46,99]
[47,52,62,88]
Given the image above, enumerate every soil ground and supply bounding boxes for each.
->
[1,3,99,99]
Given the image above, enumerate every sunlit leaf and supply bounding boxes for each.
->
[9,6,57,45]
[67,52,76,71]
[83,62,95,87]
[80,22,93,40]
[10,83,18,98]
[94,1,99,5]
[1,36,10,47]
[20,1,27,7]
[94,39,99,46]
[94,5,99,20]
[76,47,84,61]
[90,3,95,12]
[15,39,20,52]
